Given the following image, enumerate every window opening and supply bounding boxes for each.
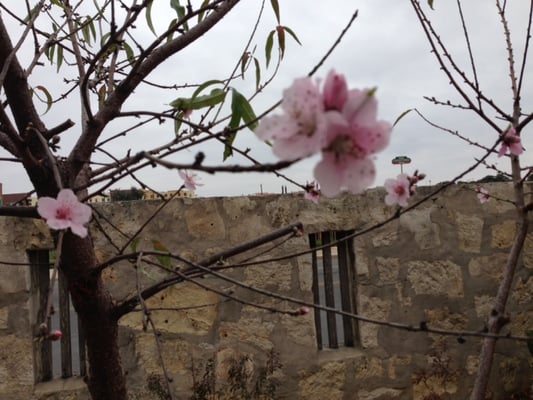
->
[309,230,357,349]
[29,249,86,381]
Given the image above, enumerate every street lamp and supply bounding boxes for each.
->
[392,156,411,174]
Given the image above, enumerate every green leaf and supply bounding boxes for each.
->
[254,57,261,90]
[81,20,91,44]
[56,45,63,72]
[35,85,53,114]
[174,111,185,137]
[428,0,434,10]
[198,0,210,23]
[122,41,135,65]
[393,108,413,127]
[282,25,301,45]
[241,52,250,78]
[276,26,286,58]
[151,240,172,268]
[265,30,275,67]
[146,0,156,35]
[24,5,40,23]
[229,89,258,131]
[170,88,226,111]
[50,0,65,8]
[98,85,106,109]
[223,130,237,161]
[270,0,281,23]
[170,0,189,31]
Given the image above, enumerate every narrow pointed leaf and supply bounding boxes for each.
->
[198,0,210,23]
[241,52,250,78]
[254,57,261,90]
[146,0,156,35]
[428,0,434,10]
[270,0,281,23]
[56,45,63,72]
[276,26,285,58]
[122,41,135,65]
[282,25,301,45]
[231,89,258,130]
[170,89,226,111]
[35,85,53,114]
[265,30,275,67]
[151,240,172,268]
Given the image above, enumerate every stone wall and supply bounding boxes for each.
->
[0,183,531,399]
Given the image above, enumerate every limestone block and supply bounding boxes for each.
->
[424,308,467,331]
[279,313,317,348]
[412,375,457,399]
[474,295,493,318]
[358,295,391,348]
[400,208,441,250]
[387,355,412,380]
[353,356,384,380]
[468,253,508,281]
[455,212,483,253]
[135,334,190,375]
[491,220,516,249]
[119,284,217,335]
[371,225,398,247]
[215,347,254,383]
[355,242,370,277]
[357,388,403,400]
[0,335,34,392]
[297,259,313,292]
[512,276,533,305]
[0,266,28,294]
[244,262,292,292]
[466,355,479,375]
[376,257,400,285]
[219,317,275,351]
[298,361,345,400]
[0,306,7,329]
[184,201,225,240]
[407,260,464,297]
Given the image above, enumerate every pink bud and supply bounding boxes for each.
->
[47,330,63,341]
[299,306,311,315]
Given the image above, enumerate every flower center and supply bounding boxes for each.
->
[55,207,71,220]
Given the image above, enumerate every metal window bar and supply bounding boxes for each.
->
[309,230,356,349]
[28,249,86,381]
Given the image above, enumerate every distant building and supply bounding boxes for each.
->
[143,189,195,200]
[0,183,34,206]
[87,194,111,204]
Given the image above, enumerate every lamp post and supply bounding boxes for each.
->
[392,156,411,174]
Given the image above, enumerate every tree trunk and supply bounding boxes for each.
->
[61,233,128,400]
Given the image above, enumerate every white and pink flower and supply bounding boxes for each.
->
[256,71,392,197]
[37,189,92,238]
[179,170,203,191]
[498,127,523,157]
[476,187,490,204]
[384,174,411,207]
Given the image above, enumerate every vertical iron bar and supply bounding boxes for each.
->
[78,315,87,376]
[337,231,355,346]
[309,234,323,349]
[322,231,338,348]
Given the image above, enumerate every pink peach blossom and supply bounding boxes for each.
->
[179,170,202,191]
[498,128,523,157]
[46,330,63,341]
[304,181,320,204]
[256,77,328,160]
[323,69,348,111]
[384,174,411,207]
[476,187,490,204]
[37,189,92,238]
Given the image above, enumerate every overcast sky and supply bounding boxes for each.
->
[1,1,531,197]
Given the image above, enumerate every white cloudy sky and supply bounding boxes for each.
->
[1,1,532,197]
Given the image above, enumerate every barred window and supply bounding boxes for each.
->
[28,250,86,381]
[309,230,358,349]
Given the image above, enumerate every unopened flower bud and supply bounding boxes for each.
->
[47,330,63,341]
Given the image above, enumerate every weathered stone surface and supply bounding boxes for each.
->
[298,361,345,400]
[354,356,384,379]
[120,284,218,335]
[244,262,292,292]
[474,295,493,318]
[400,208,441,250]
[371,225,398,247]
[412,375,457,399]
[468,253,507,281]
[357,387,403,400]
[407,260,464,297]
[522,233,533,269]
[491,220,516,249]
[376,257,400,285]
[184,200,225,240]
[424,308,467,331]
[0,335,34,393]
[219,317,275,351]
[512,276,533,305]
[358,295,391,348]
[135,334,191,375]
[455,212,483,253]
[387,355,412,380]
[0,306,7,329]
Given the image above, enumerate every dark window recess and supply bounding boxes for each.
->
[28,250,87,382]
[309,230,358,349]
